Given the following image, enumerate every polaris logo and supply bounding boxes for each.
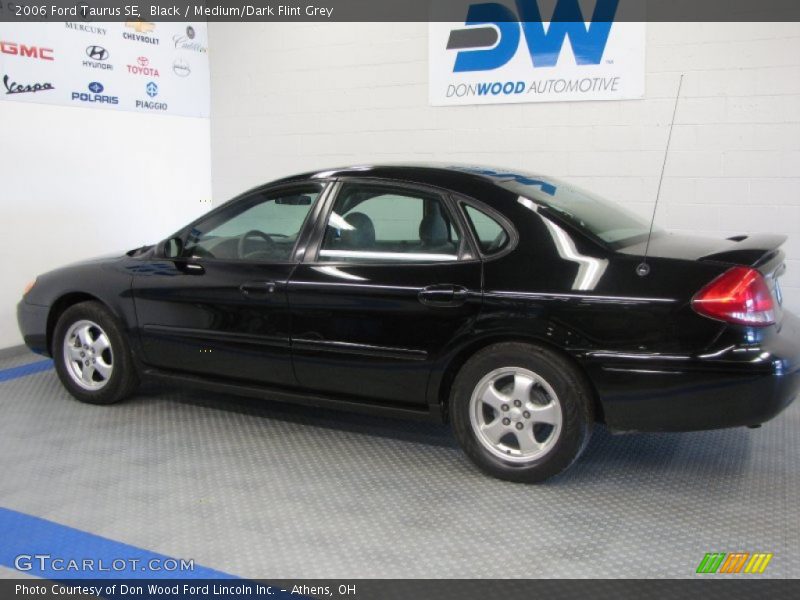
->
[71,81,119,104]
[448,0,618,72]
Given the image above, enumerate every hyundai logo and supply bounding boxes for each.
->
[85,45,108,61]
[145,81,158,97]
[88,81,103,93]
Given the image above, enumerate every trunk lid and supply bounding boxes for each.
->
[619,231,787,317]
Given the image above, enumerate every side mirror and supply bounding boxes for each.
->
[164,237,183,259]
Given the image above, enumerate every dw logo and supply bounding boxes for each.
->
[447,0,619,72]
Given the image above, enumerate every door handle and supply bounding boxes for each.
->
[240,281,277,297]
[174,261,205,275]
[418,285,469,307]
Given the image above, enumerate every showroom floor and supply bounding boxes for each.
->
[0,349,798,579]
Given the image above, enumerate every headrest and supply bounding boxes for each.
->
[342,212,375,248]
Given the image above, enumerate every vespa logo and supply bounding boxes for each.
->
[448,0,619,72]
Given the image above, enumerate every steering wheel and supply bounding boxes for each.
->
[237,230,275,259]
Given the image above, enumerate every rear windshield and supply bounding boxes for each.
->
[460,168,653,245]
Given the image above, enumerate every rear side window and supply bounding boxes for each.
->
[463,205,509,255]
[319,182,461,263]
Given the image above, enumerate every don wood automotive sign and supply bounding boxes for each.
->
[429,0,646,105]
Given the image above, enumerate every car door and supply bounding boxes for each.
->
[287,179,483,407]
[132,182,329,386]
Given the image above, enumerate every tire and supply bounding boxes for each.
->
[52,301,139,405]
[450,342,593,483]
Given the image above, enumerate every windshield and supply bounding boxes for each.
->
[459,167,654,245]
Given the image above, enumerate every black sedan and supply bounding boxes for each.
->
[17,165,800,482]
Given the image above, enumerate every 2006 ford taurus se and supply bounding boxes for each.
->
[17,165,800,482]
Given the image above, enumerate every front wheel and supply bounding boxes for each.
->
[53,301,139,405]
[450,343,594,483]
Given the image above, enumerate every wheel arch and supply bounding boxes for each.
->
[47,292,105,354]
[434,334,603,424]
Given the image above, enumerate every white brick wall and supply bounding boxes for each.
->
[208,22,800,312]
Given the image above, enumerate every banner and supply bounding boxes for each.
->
[429,0,646,106]
[0,20,209,117]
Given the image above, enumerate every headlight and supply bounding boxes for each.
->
[23,279,37,296]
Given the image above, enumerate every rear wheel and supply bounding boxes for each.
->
[450,343,593,483]
[53,301,139,405]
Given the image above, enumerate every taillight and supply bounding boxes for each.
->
[692,266,775,326]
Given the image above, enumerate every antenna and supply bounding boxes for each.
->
[636,73,684,277]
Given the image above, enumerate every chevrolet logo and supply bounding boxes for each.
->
[125,21,155,34]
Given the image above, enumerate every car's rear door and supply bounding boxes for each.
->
[131,181,329,386]
[287,179,483,408]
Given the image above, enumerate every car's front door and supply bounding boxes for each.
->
[287,180,483,407]
[132,182,328,386]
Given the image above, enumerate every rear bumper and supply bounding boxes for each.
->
[588,311,800,432]
[17,300,50,356]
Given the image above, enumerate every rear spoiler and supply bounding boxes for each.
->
[699,234,787,267]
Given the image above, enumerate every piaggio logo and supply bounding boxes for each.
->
[696,552,773,575]
[137,80,167,111]
[0,41,54,61]
[447,0,618,72]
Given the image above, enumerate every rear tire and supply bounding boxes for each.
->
[53,301,139,405]
[450,342,593,483]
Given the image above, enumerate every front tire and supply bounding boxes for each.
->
[53,301,139,405]
[450,343,593,483]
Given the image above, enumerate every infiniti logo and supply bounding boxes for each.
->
[172,59,190,77]
[85,45,108,61]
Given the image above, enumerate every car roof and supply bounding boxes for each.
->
[268,163,553,205]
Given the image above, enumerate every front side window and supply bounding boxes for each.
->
[183,185,320,261]
[318,183,460,263]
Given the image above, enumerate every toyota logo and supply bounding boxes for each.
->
[137,56,149,67]
[86,45,108,61]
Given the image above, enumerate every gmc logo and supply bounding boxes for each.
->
[0,41,55,61]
